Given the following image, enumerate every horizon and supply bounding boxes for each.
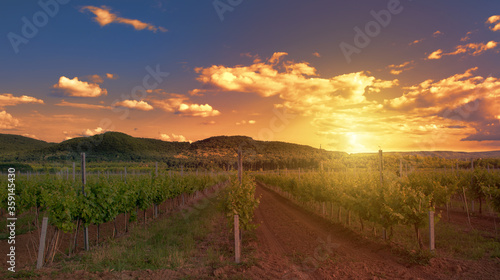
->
[4,130,500,155]
[1,1,500,153]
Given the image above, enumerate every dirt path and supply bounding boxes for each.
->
[251,183,500,279]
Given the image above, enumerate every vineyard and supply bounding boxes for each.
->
[255,165,500,251]
[1,153,500,279]
[0,167,230,267]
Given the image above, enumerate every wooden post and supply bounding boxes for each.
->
[155,162,158,218]
[429,210,435,252]
[72,162,75,182]
[462,187,472,228]
[399,159,402,177]
[234,149,243,263]
[36,217,49,269]
[82,153,89,251]
[379,150,384,187]
[238,149,243,184]
[234,215,241,263]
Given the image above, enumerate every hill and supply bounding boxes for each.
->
[0,132,344,170]
[0,133,55,155]
[1,132,499,171]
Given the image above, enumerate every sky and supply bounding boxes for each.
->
[1,0,500,153]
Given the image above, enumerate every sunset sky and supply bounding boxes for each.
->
[1,0,500,153]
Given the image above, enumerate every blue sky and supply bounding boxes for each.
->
[1,0,500,152]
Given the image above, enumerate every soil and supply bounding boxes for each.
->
[2,183,500,279]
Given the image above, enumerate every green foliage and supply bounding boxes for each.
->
[218,175,260,231]
[0,172,228,233]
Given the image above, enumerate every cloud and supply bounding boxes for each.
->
[82,127,106,137]
[106,73,118,79]
[195,52,397,116]
[22,133,38,139]
[384,68,500,141]
[312,52,321,58]
[427,41,499,60]
[87,74,104,84]
[460,30,476,42]
[409,38,424,46]
[236,120,256,125]
[56,100,111,110]
[114,100,153,111]
[80,6,167,32]
[149,93,221,117]
[188,89,206,96]
[178,103,221,117]
[0,93,44,109]
[433,30,443,37]
[387,61,414,75]
[0,111,20,129]
[487,15,500,31]
[53,76,108,97]
[427,49,443,60]
[268,52,288,64]
[159,133,190,142]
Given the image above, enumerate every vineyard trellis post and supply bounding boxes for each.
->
[72,162,75,182]
[234,148,242,263]
[82,153,89,251]
[154,162,158,218]
[36,217,48,269]
[429,210,435,252]
[379,150,387,240]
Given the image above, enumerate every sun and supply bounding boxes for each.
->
[347,133,367,154]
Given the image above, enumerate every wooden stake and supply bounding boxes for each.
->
[234,215,241,263]
[429,210,435,252]
[81,153,89,251]
[36,217,48,269]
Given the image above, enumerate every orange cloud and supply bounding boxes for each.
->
[409,38,424,46]
[0,110,19,129]
[486,15,500,31]
[114,100,153,111]
[149,93,220,117]
[433,30,443,37]
[178,103,220,117]
[427,49,443,60]
[80,6,167,32]
[56,100,111,110]
[312,52,321,58]
[387,60,414,75]
[53,76,108,97]
[82,127,106,137]
[427,41,499,60]
[195,52,397,116]
[160,133,190,142]
[106,73,118,79]
[385,67,500,112]
[0,93,44,108]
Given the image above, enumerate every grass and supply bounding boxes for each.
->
[58,197,223,273]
